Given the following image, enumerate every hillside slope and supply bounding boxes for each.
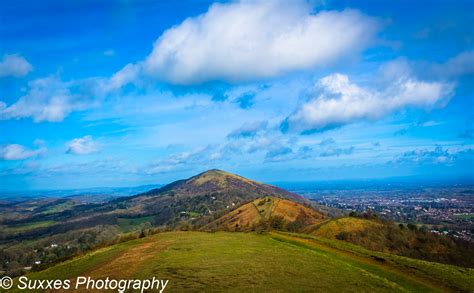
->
[312,217,474,268]
[202,196,326,232]
[15,231,474,292]
[312,217,383,238]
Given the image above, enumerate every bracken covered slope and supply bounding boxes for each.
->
[202,196,327,232]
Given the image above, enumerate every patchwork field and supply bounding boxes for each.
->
[14,231,474,292]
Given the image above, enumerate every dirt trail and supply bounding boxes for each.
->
[47,237,171,293]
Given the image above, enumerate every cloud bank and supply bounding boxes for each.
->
[143,0,379,84]
[283,60,455,133]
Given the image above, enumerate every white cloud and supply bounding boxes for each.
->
[0,76,96,122]
[66,135,99,155]
[0,143,46,160]
[107,63,141,91]
[143,0,379,85]
[0,54,33,78]
[432,50,474,79]
[283,60,455,133]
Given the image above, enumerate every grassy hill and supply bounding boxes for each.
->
[202,196,326,232]
[312,217,383,238]
[141,169,303,202]
[110,169,314,227]
[312,216,474,268]
[15,231,474,292]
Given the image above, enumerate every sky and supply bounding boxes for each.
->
[0,0,473,191]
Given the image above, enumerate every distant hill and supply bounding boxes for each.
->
[202,196,326,232]
[0,170,313,245]
[140,169,303,201]
[1,170,314,242]
[117,169,312,225]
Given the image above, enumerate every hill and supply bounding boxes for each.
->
[116,169,312,225]
[312,216,474,268]
[312,217,383,238]
[139,169,303,202]
[202,196,326,232]
[14,231,474,292]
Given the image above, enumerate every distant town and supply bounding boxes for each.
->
[285,184,474,242]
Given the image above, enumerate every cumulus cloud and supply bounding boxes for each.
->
[142,0,379,84]
[0,76,96,122]
[0,54,33,78]
[283,60,455,133]
[227,121,268,138]
[0,143,46,160]
[66,135,99,155]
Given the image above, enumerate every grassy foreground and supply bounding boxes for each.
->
[15,231,474,292]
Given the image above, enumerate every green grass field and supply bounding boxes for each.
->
[39,201,76,215]
[1,220,56,233]
[14,231,474,292]
[116,216,154,232]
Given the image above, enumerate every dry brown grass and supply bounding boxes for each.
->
[312,217,383,238]
[204,196,326,231]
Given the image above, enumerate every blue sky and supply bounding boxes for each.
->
[1,0,473,190]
